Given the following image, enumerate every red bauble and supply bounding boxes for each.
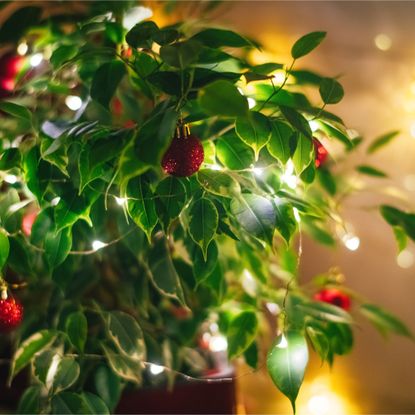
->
[313,138,329,168]
[314,288,351,311]
[161,134,204,177]
[22,211,38,237]
[0,53,24,79]
[0,297,24,332]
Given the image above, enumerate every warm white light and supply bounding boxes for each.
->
[247,97,256,109]
[308,394,330,415]
[123,6,153,30]
[347,129,360,139]
[374,34,392,51]
[4,174,17,184]
[51,197,61,206]
[17,42,28,56]
[242,269,257,296]
[403,174,415,191]
[309,120,319,132]
[252,166,263,177]
[273,70,286,85]
[277,333,288,349]
[281,161,298,189]
[293,207,301,223]
[410,122,415,138]
[397,250,414,269]
[209,334,228,352]
[46,354,61,390]
[65,95,83,111]
[30,53,43,67]
[266,302,280,315]
[92,240,107,251]
[115,196,127,206]
[207,163,222,171]
[342,234,360,251]
[149,364,165,375]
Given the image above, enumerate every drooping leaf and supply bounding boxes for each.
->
[93,365,121,412]
[51,45,79,69]
[160,40,201,68]
[306,325,329,362]
[197,169,241,198]
[0,228,9,270]
[216,132,255,170]
[230,194,275,245]
[81,392,110,415]
[0,102,33,126]
[227,310,258,359]
[360,304,412,338]
[51,392,85,415]
[66,311,88,353]
[106,311,146,361]
[191,240,219,286]
[319,77,344,104]
[235,111,272,159]
[291,31,326,59]
[127,176,158,241]
[392,226,408,253]
[267,120,293,165]
[367,130,399,154]
[274,201,297,244]
[17,385,42,415]
[191,28,253,48]
[188,198,218,259]
[51,357,80,394]
[279,106,312,138]
[199,80,248,117]
[298,301,353,324]
[292,133,313,174]
[126,21,159,48]
[356,164,387,178]
[10,330,57,379]
[90,60,127,109]
[44,228,73,269]
[267,331,309,413]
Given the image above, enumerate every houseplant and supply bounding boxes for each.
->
[0,1,412,413]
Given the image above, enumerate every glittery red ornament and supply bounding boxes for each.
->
[0,53,24,79]
[314,288,351,311]
[313,138,329,168]
[0,297,24,332]
[161,127,204,177]
[22,210,38,237]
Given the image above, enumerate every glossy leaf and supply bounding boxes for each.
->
[274,201,297,244]
[291,31,326,59]
[93,365,121,412]
[160,40,201,68]
[230,194,275,245]
[17,385,42,415]
[356,164,387,178]
[44,228,73,269]
[126,21,159,48]
[216,132,255,170]
[228,310,258,358]
[367,130,399,154]
[66,311,88,353]
[197,169,241,198]
[279,106,312,138]
[319,77,344,104]
[292,133,313,174]
[0,101,32,125]
[192,240,218,285]
[267,120,293,164]
[267,331,309,413]
[191,28,253,48]
[188,198,218,259]
[0,228,9,270]
[51,357,80,394]
[235,111,272,159]
[299,301,353,324]
[199,80,248,117]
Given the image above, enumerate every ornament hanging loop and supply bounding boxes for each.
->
[0,277,8,300]
[176,118,190,140]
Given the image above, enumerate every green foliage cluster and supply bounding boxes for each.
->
[0,3,412,413]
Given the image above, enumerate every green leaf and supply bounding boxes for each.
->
[199,80,248,117]
[51,45,79,69]
[267,120,293,165]
[17,385,42,415]
[90,60,126,109]
[191,28,253,48]
[102,344,143,384]
[0,101,32,125]
[133,52,158,77]
[291,31,326,59]
[393,226,408,253]
[292,133,313,174]
[10,330,57,379]
[197,169,241,198]
[228,310,258,359]
[155,176,187,230]
[267,331,309,413]
[127,176,158,241]
[188,198,218,259]
[81,392,110,415]
[319,77,344,104]
[367,130,399,154]
[360,304,412,338]
[279,106,312,138]
[93,365,121,412]
[160,40,201,68]
[317,167,337,195]
[274,202,297,244]
[319,120,353,149]
[216,132,255,170]
[306,325,329,362]
[244,341,259,369]
[126,21,159,48]
[66,311,88,353]
[51,357,80,394]
[135,106,178,165]
[33,350,55,385]
[230,194,275,245]
[45,228,73,269]
[0,228,9,270]
[356,164,387,178]
[192,240,218,286]
[299,301,353,324]
[0,148,21,170]
[40,136,68,176]
[51,392,85,414]
[106,311,146,361]
[153,28,180,46]
[235,111,272,159]
[147,236,186,304]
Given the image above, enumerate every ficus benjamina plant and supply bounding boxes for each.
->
[0,2,412,414]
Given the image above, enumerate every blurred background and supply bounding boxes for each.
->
[211,2,415,414]
[1,1,415,414]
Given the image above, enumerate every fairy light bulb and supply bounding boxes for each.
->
[209,334,228,352]
[115,196,127,206]
[65,95,83,111]
[247,97,256,109]
[149,364,164,375]
[30,53,43,67]
[17,42,28,56]
[92,240,107,251]
[273,70,286,85]
[342,234,360,251]
[4,175,18,184]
